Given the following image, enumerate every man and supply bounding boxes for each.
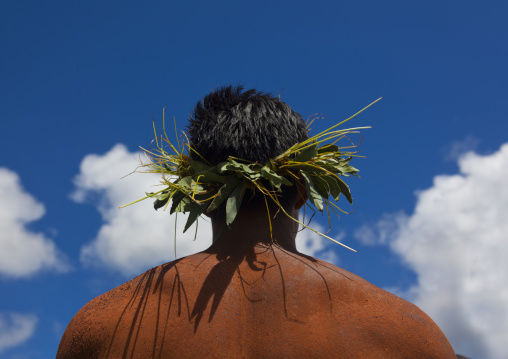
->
[57,86,456,358]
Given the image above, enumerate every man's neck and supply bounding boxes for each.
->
[207,207,299,257]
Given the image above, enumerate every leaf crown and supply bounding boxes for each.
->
[123,98,380,252]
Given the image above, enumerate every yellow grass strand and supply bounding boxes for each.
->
[263,194,273,241]
[119,188,167,208]
[174,212,178,259]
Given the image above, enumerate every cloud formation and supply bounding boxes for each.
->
[0,168,68,278]
[0,312,37,354]
[71,144,213,276]
[443,135,481,161]
[295,225,341,265]
[355,144,508,359]
[72,144,341,276]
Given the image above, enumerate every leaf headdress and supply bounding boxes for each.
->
[122,98,381,253]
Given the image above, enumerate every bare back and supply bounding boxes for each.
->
[57,245,455,358]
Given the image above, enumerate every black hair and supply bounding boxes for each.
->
[187,85,308,165]
[187,85,309,212]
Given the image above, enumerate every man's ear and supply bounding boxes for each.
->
[294,179,308,210]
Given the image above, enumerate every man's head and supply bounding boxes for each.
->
[187,85,308,165]
[187,85,309,213]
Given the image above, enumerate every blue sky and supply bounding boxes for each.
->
[1,1,507,358]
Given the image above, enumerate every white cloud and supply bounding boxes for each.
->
[355,144,508,359]
[296,224,341,265]
[71,144,212,276]
[354,211,406,246]
[0,168,68,278]
[443,135,480,161]
[0,313,37,354]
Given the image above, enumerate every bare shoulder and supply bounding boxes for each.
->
[55,264,169,359]
[56,255,206,359]
[306,256,456,358]
[56,249,456,358]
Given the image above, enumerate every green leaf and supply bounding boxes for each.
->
[196,170,231,184]
[218,160,262,181]
[148,190,172,210]
[177,176,193,190]
[319,175,342,201]
[174,195,193,213]
[242,174,261,182]
[317,144,339,154]
[226,184,246,226]
[334,157,359,176]
[154,195,170,210]
[293,144,318,162]
[169,191,185,213]
[188,181,206,194]
[289,163,322,174]
[183,200,209,233]
[313,158,337,165]
[312,162,340,174]
[234,160,255,173]
[260,167,292,191]
[146,190,170,202]
[334,175,353,204]
[241,169,261,181]
[300,172,323,211]
[340,165,359,176]
[206,176,243,212]
[219,160,248,173]
[218,161,239,173]
[189,159,210,173]
[311,176,331,199]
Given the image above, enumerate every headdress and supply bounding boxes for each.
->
[123,98,380,252]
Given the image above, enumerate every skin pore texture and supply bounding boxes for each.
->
[56,198,456,358]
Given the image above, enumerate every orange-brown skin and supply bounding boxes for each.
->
[56,244,456,358]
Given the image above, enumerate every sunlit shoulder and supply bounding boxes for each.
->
[57,246,455,359]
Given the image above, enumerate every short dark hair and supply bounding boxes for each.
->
[187,85,308,165]
[187,85,309,211]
